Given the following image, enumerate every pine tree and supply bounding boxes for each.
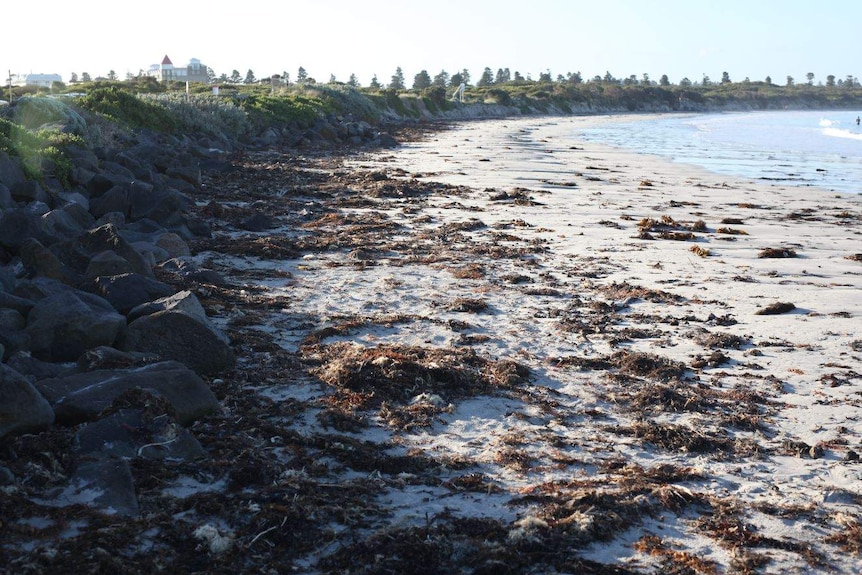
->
[477,67,494,86]
[412,70,431,90]
[229,70,241,84]
[432,70,449,87]
[297,67,308,83]
[347,73,359,87]
[389,67,405,90]
[369,75,381,89]
[245,69,257,84]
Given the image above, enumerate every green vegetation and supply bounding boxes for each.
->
[0,116,81,186]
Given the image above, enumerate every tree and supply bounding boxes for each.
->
[701,75,711,86]
[207,67,216,83]
[69,72,79,84]
[81,72,91,82]
[369,74,381,89]
[107,70,117,81]
[477,67,494,86]
[567,71,582,85]
[218,73,229,84]
[765,75,772,85]
[623,75,637,86]
[244,69,257,84]
[347,73,359,87]
[680,77,692,87]
[659,74,670,86]
[721,71,731,84]
[826,75,836,87]
[495,68,511,84]
[389,67,405,90]
[460,68,471,86]
[641,73,650,86]
[449,72,463,88]
[806,72,815,85]
[513,71,524,82]
[125,71,134,81]
[846,75,858,87]
[433,70,450,87]
[229,70,241,84]
[603,71,616,83]
[412,69,431,90]
[539,70,553,83]
[329,74,337,84]
[786,75,794,87]
[297,66,308,83]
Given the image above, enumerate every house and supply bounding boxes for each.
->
[9,73,63,87]
[147,55,210,83]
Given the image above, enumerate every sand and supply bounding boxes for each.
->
[273,114,860,572]
[9,113,860,573]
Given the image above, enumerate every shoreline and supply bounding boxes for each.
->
[3,113,861,573]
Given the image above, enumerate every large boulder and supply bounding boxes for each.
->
[0,151,27,190]
[85,272,175,314]
[52,223,153,278]
[0,363,55,439]
[121,290,234,375]
[25,289,126,361]
[35,360,221,425]
[0,208,50,251]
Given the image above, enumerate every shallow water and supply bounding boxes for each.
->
[574,110,862,194]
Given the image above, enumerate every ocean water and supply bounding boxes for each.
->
[575,110,862,194]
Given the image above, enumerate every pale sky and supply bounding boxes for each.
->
[5,0,859,86]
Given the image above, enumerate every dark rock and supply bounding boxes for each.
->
[157,258,229,287]
[0,208,49,251]
[0,151,27,190]
[376,132,399,148]
[0,326,30,361]
[0,363,55,439]
[0,295,33,326]
[26,289,126,361]
[84,250,135,281]
[36,360,221,425]
[59,223,153,278]
[58,455,139,517]
[41,203,94,241]
[0,183,15,209]
[240,212,276,231]
[19,238,81,285]
[76,407,205,461]
[166,165,202,188]
[11,180,50,204]
[85,272,175,314]
[154,232,191,258]
[120,311,234,375]
[76,346,158,372]
[6,351,76,381]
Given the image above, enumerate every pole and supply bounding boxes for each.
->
[7,70,12,102]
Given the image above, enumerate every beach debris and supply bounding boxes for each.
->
[755,302,796,315]
[193,523,234,555]
[846,253,862,262]
[690,245,711,257]
[758,247,797,258]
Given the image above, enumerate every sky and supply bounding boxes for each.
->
[4,0,860,87]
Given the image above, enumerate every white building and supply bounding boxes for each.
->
[9,73,63,87]
[147,55,210,83]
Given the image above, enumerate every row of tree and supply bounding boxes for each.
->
[65,66,862,90]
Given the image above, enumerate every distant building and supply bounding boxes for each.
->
[147,55,210,83]
[9,73,63,87]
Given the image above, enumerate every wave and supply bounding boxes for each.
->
[821,127,862,141]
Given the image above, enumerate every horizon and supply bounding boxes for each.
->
[5,0,860,88]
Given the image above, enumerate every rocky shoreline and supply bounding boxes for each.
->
[0,110,436,570]
[2,107,861,574]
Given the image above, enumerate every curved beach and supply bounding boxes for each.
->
[197,115,862,572]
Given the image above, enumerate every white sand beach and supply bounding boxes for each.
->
[197,114,862,572]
